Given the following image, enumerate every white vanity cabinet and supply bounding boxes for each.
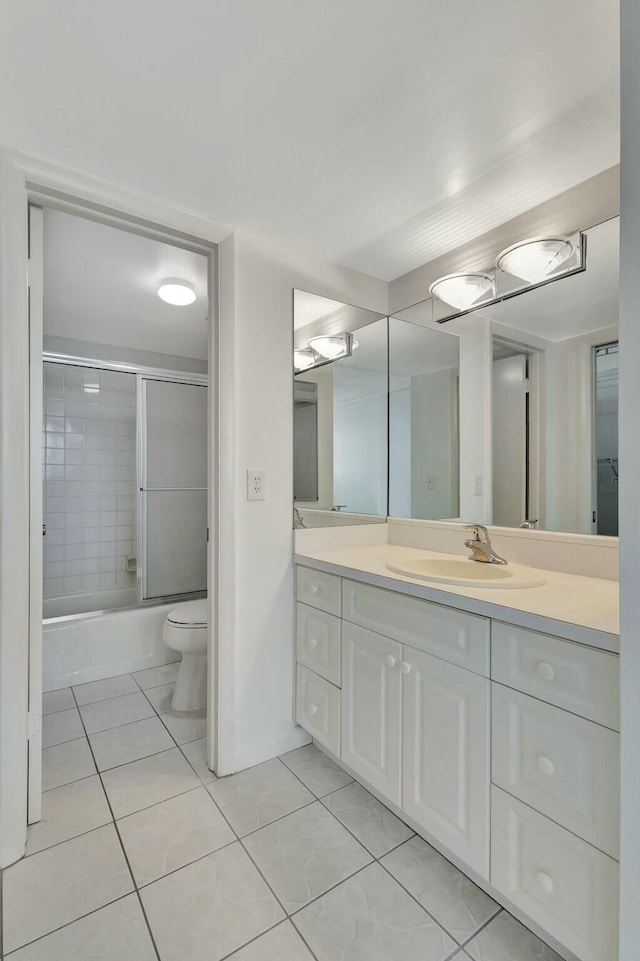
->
[293,563,620,961]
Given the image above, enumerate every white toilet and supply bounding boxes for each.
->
[162,599,208,712]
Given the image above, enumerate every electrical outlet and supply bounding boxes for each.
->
[247,468,266,501]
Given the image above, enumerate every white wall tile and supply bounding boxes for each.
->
[43,362,139,605]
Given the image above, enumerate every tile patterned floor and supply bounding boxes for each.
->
[0,670,564,961]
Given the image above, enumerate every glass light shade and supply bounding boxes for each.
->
[157,281,196,306]
[496,238,574,283]
[429,273,494,310]
[293,348,316,371]
[308,333,351,360]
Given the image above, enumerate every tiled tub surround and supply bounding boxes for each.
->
[1,669,561,961]
[43,362,137,610]
[292,556,620,961]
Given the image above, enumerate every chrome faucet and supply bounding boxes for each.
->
[293,507,306,530]
[519,519,538,530]
[464,524,507,565]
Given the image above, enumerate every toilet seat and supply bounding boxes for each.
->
[166,599,208,628]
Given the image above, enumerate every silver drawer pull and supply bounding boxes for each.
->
[536,871,554,895]
[537,755,555,777]
[400,661,412,676]
[309,704,319,715]
[309,637,318,648]
[536,661,555,682]
[309,584,320,595]
[385,654,397,669]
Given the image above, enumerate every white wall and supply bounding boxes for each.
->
[409,367,458,519]
[294,364,333,510]
[619,1,640,955]
[333,366,387,516]
[389,385,411,516]
[225,228,388,771]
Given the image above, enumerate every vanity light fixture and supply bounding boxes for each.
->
[496,238,574,283]
[308,333,357,361]
[429,273,494,311]
[157,280,197,306]
[293,348,317,371]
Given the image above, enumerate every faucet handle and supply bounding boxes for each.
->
[464,524,489,542]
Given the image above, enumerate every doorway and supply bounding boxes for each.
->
[28,199,217,826]
[491,339,540,529]
[593,341,619,536]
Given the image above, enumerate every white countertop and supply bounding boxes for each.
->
[294,543,620,653]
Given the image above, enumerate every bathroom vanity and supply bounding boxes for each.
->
[293,546,619,961]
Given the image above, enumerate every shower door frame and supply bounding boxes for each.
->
[137,372,209,605]
[42,353,209,610]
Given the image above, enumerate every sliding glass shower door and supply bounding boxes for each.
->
[139,378,208,601]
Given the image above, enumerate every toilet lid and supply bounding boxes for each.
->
[167,599,208,628]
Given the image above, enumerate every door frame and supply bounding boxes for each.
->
[0,147,235,867]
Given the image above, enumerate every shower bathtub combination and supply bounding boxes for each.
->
[42,355,208,690]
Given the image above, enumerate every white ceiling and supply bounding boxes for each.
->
[1,0,619,281]
[43,208,209,358]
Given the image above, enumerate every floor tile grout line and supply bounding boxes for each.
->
[72,681,162,961]
[375,857,465,946]
[230,797,318,842]
[218,918,322,961]
[275,750,489,948]
[277,750,504,949]
[286,860,376,920]
[2,892,136,958]
[456,905,504,952]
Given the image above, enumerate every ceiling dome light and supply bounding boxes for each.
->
[496,238,574,283]
[308,333,356,361]
[157,281,196,306]
[429,273,493,311]
[294,348,317,371]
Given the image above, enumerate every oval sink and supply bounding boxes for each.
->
[386,556,547,589]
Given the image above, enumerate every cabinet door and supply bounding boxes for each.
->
[341,622,402,805]
[403,648,490,876]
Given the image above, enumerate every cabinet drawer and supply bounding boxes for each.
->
[491,786,618,961]
[492,684,619,858]
[296,603,341,686]
[296,665,340,754]
[342,579,489,676]
[296,566,341,615]
[492,621,619,729]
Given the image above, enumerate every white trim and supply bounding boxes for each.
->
[0,146,233,866]
[27,204,43,823]
[43,352,208,385]
[0,150,31,867]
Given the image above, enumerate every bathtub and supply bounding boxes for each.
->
[43,601,180,692]
[43,586,138,620]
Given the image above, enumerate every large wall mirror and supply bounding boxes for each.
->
[293,291,461,528]
[393,215,619,536]
[484,215,619,535]
[293,291,388,525]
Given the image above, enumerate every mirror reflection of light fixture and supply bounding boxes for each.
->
[157,280,197,306]
[293,348,317,372]
[308,333,357,361]
[429,273,494,311]
[496,238,574,283]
